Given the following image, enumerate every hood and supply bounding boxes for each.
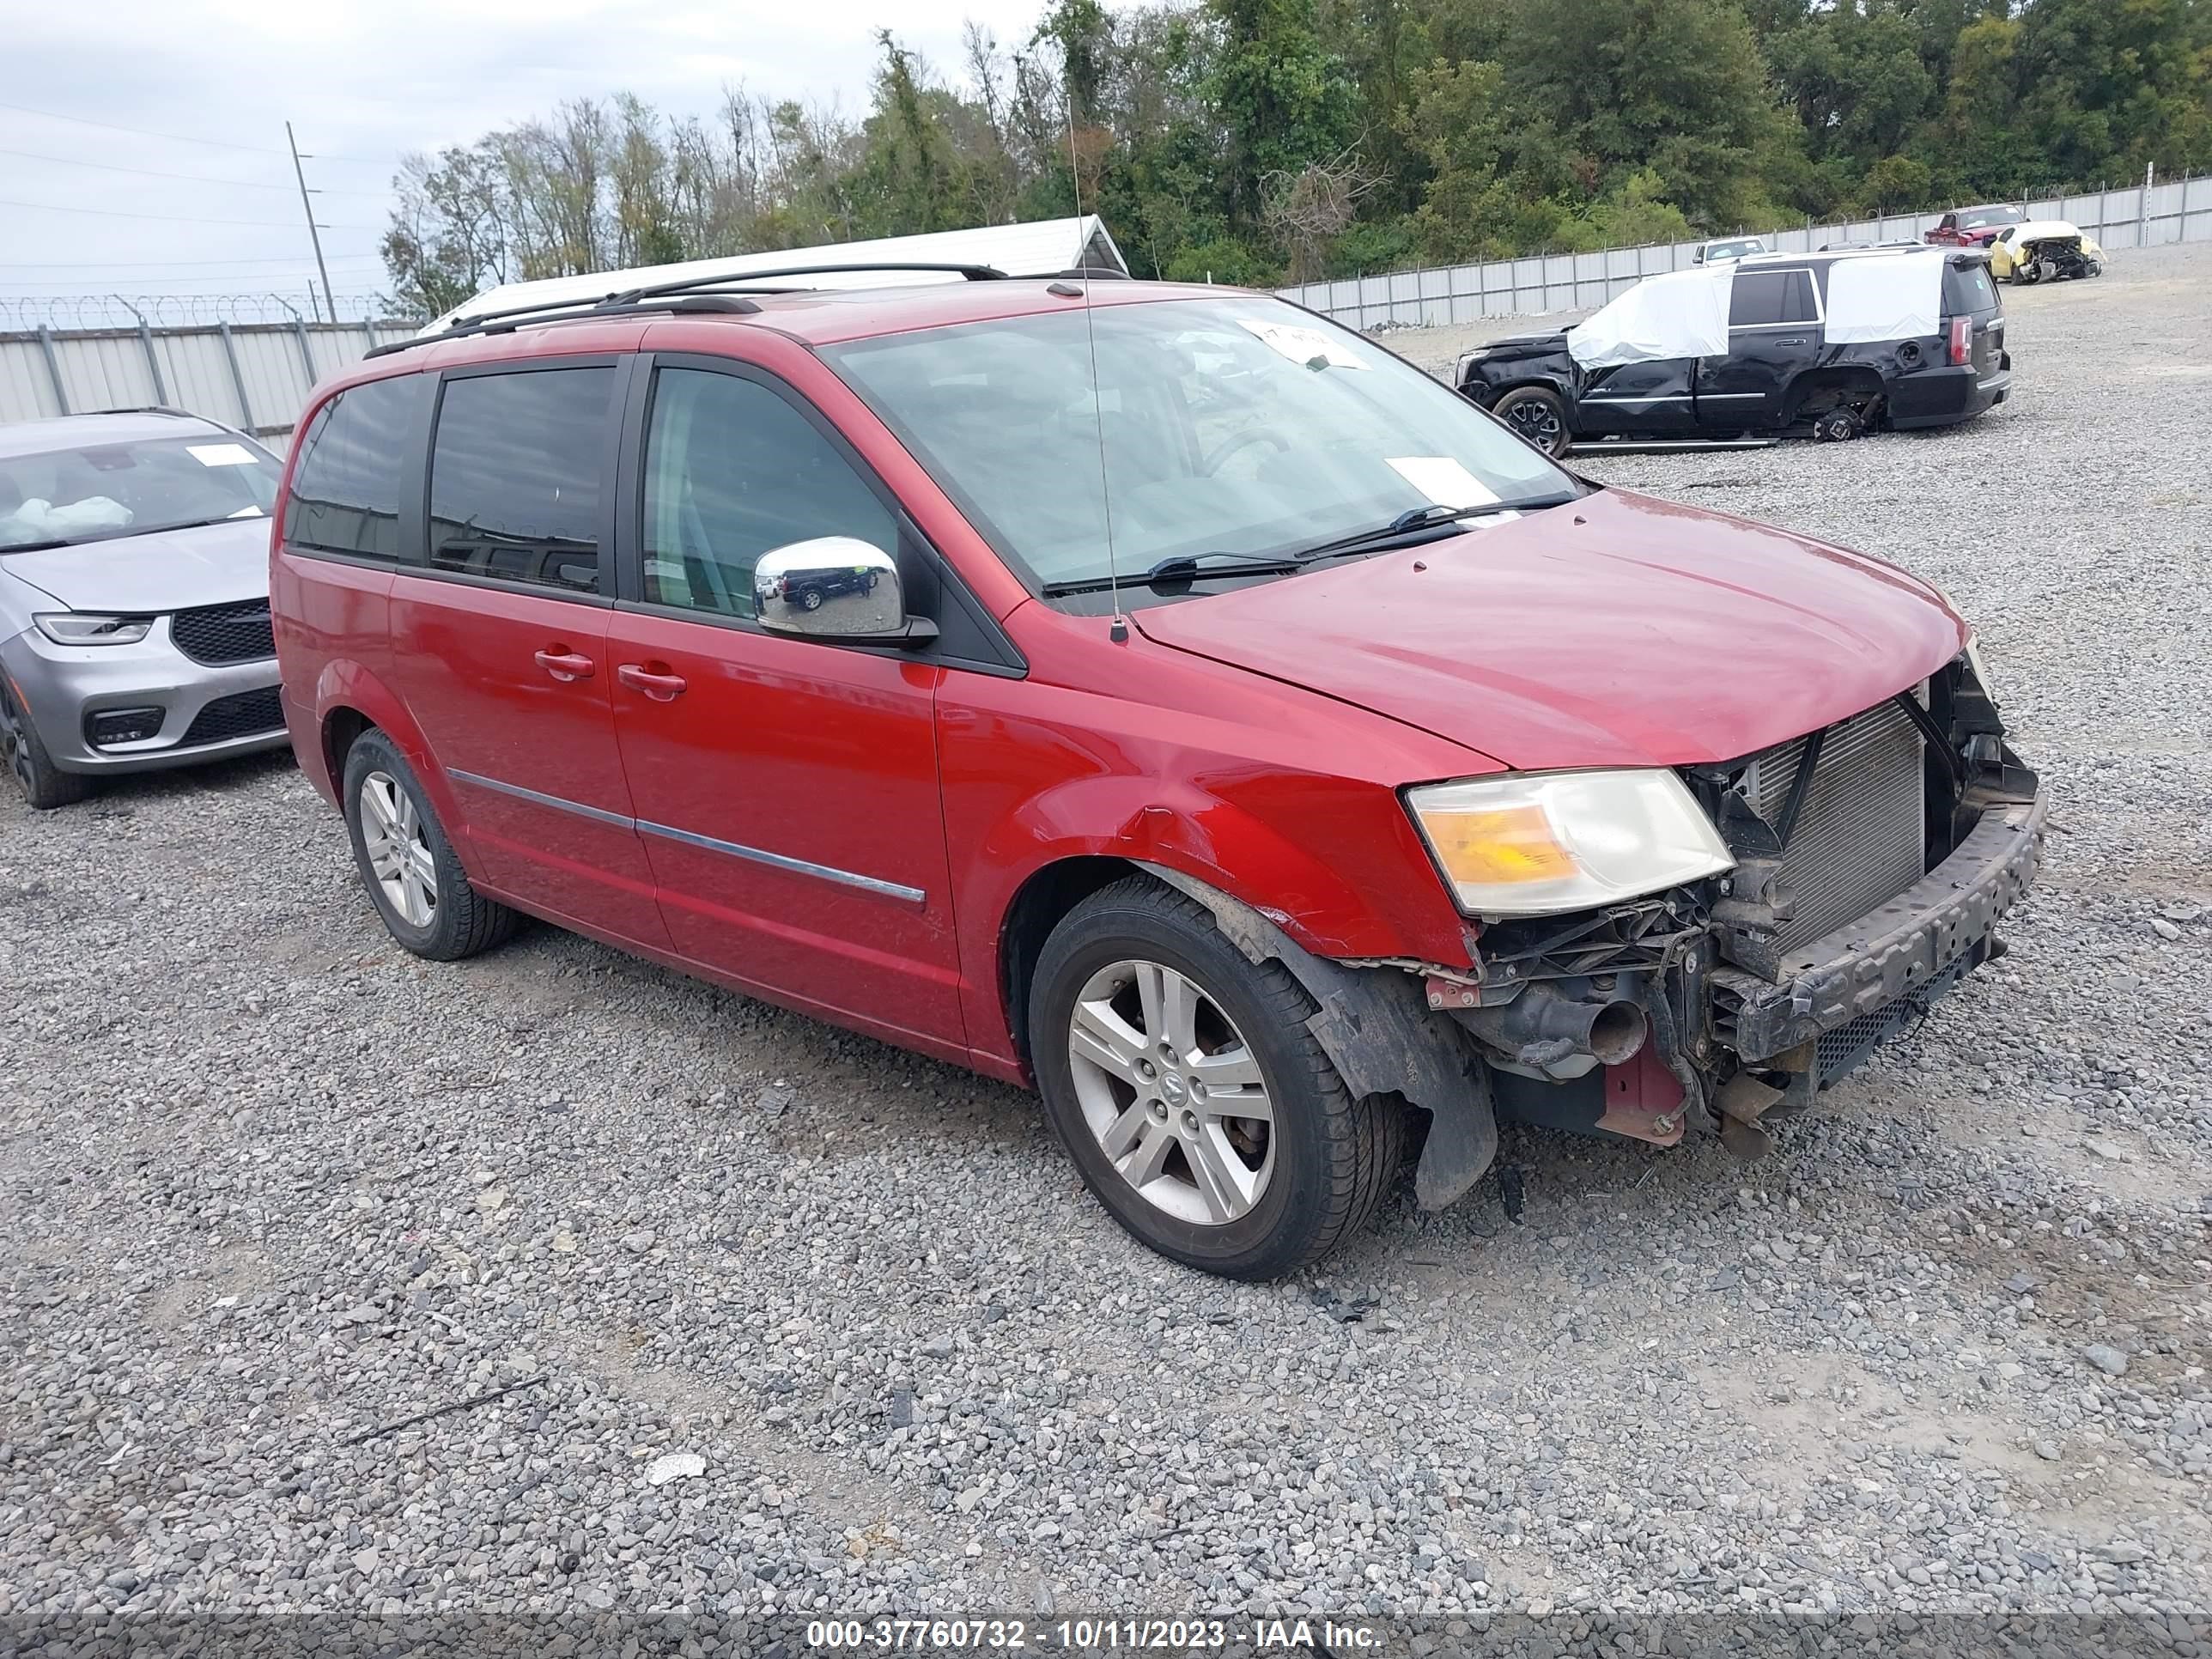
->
[1131,488,1966,772]
[2005,220,2083,242]
[0,517,271,614]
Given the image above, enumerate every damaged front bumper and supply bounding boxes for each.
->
[1712,789,2045,1067]
[1142,742,2045,1210]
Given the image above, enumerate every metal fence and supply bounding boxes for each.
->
[7,173,2209,440]
[1279,174,2212,329]
[0,316,418,442]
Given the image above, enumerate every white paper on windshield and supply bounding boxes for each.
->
[1387,456,1499,507]
[1568,267,1734,369]
[226,505,266,519]
[1238,317,1370,370]
[186,442,258,467]
[1823,249,1945,343]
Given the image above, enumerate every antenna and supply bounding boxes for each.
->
[1065,73,1128,642]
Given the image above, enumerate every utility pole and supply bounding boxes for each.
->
[287,121,336,325]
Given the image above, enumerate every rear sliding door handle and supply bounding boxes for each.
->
[534,648,595,683]
[617,663,688,702]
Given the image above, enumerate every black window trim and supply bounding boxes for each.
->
[611,350,1026,678]
[281,369,434,566]
[1729,266,1822,332]
[408,352,629,607]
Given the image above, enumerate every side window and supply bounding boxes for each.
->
[1780,270,1820,325]
[287,375,427,560]
[641,368,897,618]
[1729,271,1790,328]
[428,367,614,595]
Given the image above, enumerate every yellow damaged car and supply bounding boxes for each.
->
[1986,220,2106,284]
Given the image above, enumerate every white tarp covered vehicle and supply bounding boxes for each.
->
[1458,247,2007,455]
[1567,250,1948,367]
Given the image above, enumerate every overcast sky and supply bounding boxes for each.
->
[0,0,1054,319]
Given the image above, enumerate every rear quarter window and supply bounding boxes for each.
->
[286,374,429,560]
[1943,264,1998,314]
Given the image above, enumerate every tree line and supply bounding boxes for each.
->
[380,0,2212,313]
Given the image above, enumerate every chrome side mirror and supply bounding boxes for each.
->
[754,538,908,640]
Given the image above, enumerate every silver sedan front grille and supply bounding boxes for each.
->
[1740,696,1926,954]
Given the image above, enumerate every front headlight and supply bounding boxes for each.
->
[34,613,153,646]
[1407,769,1735,917]
[1455,347,1492,376]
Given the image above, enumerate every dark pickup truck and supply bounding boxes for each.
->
[1456,250,2010,455]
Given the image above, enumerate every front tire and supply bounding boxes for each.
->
[341,728,520,961]
[1492,385,1572,458]
[1029,877,1403,1279]
[0,679,90,810]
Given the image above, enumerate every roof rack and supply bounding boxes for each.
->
[368,261,1010,360]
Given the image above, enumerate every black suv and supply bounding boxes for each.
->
[1456,251,2009,455]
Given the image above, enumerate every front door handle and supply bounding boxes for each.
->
[535,647,595,683]
[617,663,688,702]
[1776,337,1808,347]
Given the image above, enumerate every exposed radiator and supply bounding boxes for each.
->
[1740,696,1926,954]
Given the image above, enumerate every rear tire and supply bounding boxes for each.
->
[341,727,520,961]
[1028,876,1404,1280]
[1491,386,1572,459]
[1,680,91,811]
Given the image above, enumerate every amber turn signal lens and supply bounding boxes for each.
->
[1417,805,1576,886]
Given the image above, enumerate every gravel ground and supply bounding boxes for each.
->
[3,242,2209,1644]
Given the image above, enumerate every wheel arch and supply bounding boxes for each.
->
[1486,374,1573,406]
[986,781,1468,1075]
[998,855,1146,1073]
[1783,364,1888,424]
[310,661,480,871]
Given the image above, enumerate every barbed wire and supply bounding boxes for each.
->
[0,293,428,331]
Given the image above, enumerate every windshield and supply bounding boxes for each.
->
[1958,206,2023,229]
[1706,239,1762,259]
[0,434,280,553]
[820,294,1571,595]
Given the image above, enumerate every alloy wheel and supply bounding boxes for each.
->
[1503,398,1564,452]
[359,769,438,927]
[1065,958,1276,1226]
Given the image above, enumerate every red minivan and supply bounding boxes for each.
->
[270,266,2045,1279]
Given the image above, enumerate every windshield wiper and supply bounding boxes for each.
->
[0,539,73,554]
[1290,497,1567,562]
[1040,550,1309,598]
[1036,495,1575,599]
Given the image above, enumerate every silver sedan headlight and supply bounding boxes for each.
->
[1407,769,1735,917]
[33,613,153,646]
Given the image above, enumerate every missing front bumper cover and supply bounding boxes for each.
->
[1712,791,2046,1063]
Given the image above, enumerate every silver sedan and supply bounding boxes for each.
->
[0,410,289,809]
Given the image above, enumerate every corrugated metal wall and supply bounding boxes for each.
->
[1279,174,2212,329]
[0,320,417,441]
